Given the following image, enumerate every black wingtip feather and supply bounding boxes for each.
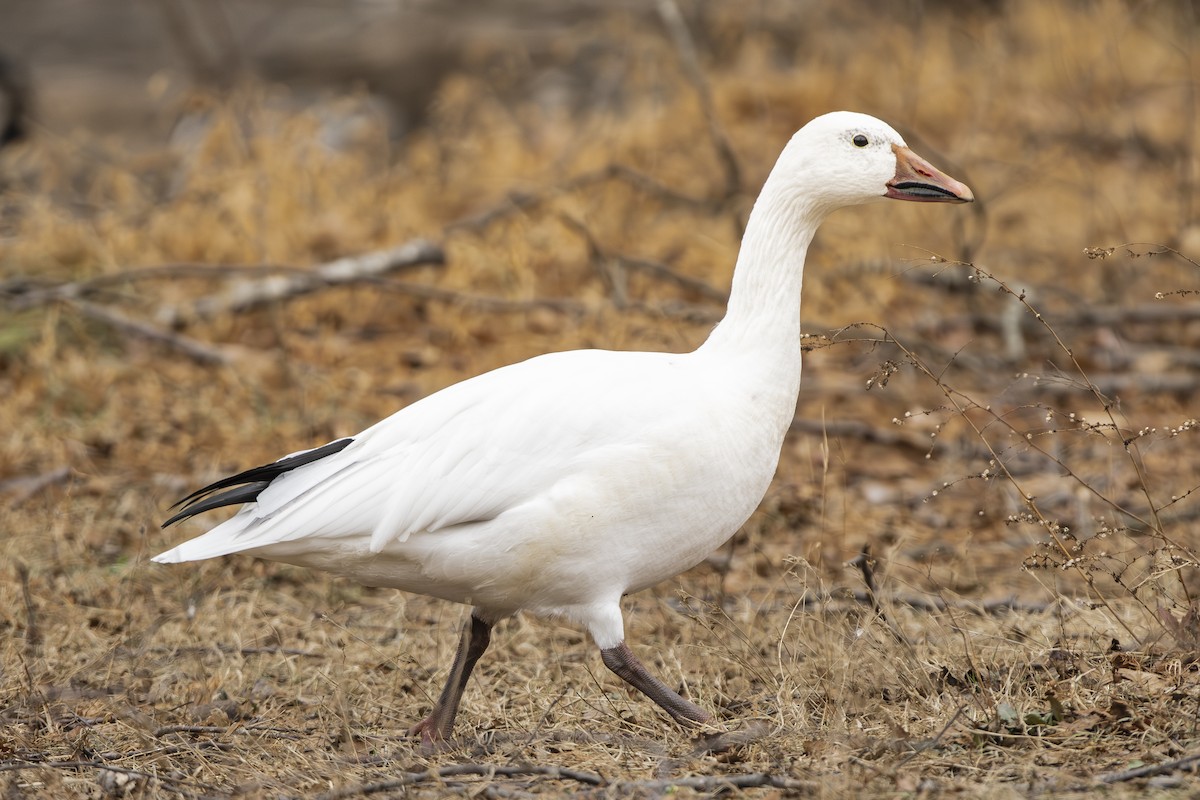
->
[162,481,271,528]
[163,437,354,527]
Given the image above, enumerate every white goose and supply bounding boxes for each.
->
[155,111,972,747]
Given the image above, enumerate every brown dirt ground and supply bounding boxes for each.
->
[3,2,1200,797]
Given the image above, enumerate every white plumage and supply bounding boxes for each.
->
[154,111,972,747]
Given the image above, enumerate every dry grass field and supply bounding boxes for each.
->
[4,1,1200,797]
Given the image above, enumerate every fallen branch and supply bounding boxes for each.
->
[4,263,327,310]
[370,279,586,315]
[161,238,445,324]
[314,764,606,800]
[1097,751,1200,784]
[315,762,813,800]
[609,772,814,794]
[0,761,155,778]
[667,591,1070,619]
[98,740,236,760]
[0,760,201,793]
[69,299,235,366]
[153,723,305,740]
[0,465,71,505]
[142,643,321,659]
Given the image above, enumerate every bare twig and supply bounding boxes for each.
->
[187,0,243,79]
[0,759,201,792]
[1,263,317,308]
[445,190,544,233]
[568,163,710,209]
[690,720,771,755]
[571,163,713,209]
[0,54,29,146]
[655,0,741,200]
[624,298,721,324]
[1097,751,1200,783]
[882,256,1197,632]
[135,643,321,665]
[95,741,237,760]
[163,239,445,324]
[789,418,927,451]
[314,762,813,800]
[556,212,726,309]
[446,164,716,236]
[1084,241,1200,271]
[235,645,320,657]
[0,465,71,505]
[616,253,727,303]
[850,546,883,614]
[556,213,627,308]
[1,263,328,316]
[152,0,240,86]
[669,590,1068,617]
[314,764,606,800]
[70,299,235,366]
[849,546,911,645]
[370,280,586,315]
[0,761,146,777]
[3,265,262,365]
[607,772,814,794]
[16,562,40,653]
[153,724,305,740]
[894,705,968,768]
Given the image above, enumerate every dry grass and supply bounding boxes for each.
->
[3,1,1200,797]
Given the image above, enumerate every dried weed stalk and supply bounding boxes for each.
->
[881,251,1200,648]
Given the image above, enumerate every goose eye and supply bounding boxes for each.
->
[852,134,869,148]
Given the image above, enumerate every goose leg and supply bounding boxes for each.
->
[600,641,712,726]
[408,613,492,750]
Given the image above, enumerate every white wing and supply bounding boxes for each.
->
[154,348,691,562]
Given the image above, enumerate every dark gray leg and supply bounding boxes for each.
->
[600,641,713,725]
[408,613,492,750]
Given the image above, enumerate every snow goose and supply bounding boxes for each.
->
[154,111,972,747]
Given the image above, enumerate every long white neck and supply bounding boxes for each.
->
[699,168,826,361]
[689,164,830,475]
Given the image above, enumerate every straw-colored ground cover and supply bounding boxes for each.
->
[3,2,1199,797]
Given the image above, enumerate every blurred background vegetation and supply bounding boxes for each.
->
[3,1,1200,796]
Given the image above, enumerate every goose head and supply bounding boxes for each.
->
[770,111,973,215]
